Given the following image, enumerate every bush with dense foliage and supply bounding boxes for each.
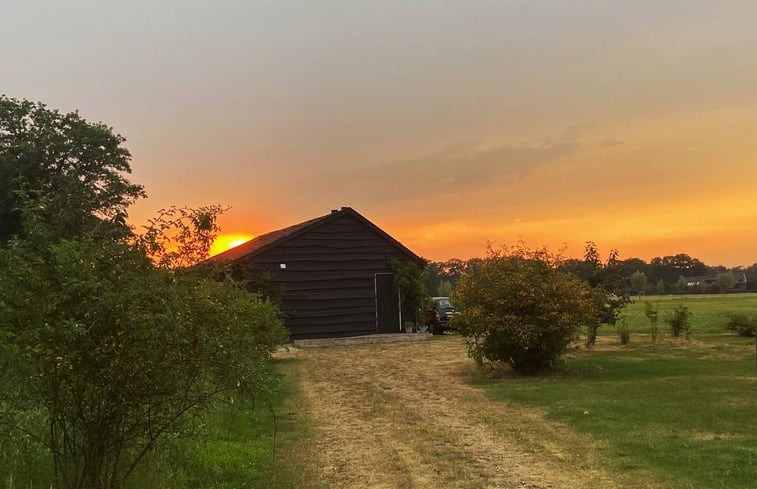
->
[665,304,692,338]
[560,242,630,346]
[0,96,287,489]
[724,312,757,337]
[389,259,429,326]
[452,246,597,374]
[0,233,287,489]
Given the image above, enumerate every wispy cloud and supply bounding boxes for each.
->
[322,136,579,205]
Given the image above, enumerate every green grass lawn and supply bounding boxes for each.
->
[128,358,315,489]
[0,360,313,489]
[609,293,757,336]
[477,293,757,488]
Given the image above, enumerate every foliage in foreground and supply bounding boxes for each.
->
[453,246,597,374]
[0,224,287,489]
[0,96,288,489]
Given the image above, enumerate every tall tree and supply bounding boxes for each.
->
[649,254,708,285]
[676,275,688,293]
[656,278,665,295]
[0,96,144,241]
[0,97,286,489]
[716,271,735,294]
[561,242,630,346]
[630,270,648,295]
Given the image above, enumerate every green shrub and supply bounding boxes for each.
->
[724,312,757,337]
[452,246,597,374]
[666,304,692,338]
[644,302,659,342]
[617,316,631,345]
[389,259,429,326]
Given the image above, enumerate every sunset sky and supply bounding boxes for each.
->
[3,1,756,266]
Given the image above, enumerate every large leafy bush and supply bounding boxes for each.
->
[0,96,287,489]
[724,312,757,337]
[453,247,597,374]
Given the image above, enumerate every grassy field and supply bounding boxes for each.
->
[606,292,757,336]
[126,359,317,489]
[5,294,756,488]
[477,293,757,488]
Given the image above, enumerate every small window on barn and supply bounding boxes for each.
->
[280,263,287,269]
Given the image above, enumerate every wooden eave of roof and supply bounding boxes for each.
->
[206,207,426,266]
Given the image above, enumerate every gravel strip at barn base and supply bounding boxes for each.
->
[277,337,660,489]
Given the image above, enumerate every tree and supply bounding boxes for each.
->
[697,281,709,294]
[561,242,630,346]
[676,275,688,293]
[666,304,692,338]
[437,280,452,296]
[644,302,659,341]
[650,254,707,285]
[0,96,145,242]
[0,98,287,489]
[425,258,469,293]
[743,263,757,292]
[630,270,648,295]
[135,204,227,269]
[716,271,735,294]
[453,245,597,374]
[389,259,429,325]
[655,278,665,295]
[616,257,650,280]
[0,208,287,489]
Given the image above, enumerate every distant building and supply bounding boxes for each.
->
[208,207,425,339]
[684,272,747,292]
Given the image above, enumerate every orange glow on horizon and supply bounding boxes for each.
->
[210,233,255,257]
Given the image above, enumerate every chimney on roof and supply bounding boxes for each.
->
[331,209,339,214]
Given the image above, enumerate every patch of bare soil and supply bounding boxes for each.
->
[277,337,662,489]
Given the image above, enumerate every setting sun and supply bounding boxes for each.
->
[210,233,255,257]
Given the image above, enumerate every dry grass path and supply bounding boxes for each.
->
[277,337,661,489]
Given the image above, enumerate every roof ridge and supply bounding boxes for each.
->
[206,210,334,263]
[206,207,424,266]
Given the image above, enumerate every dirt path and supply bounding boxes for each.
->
[278,337,659,489]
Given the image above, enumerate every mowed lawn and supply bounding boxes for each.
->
[608,292,757,335]
[476,293,757,489]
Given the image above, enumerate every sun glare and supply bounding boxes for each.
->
[210,234,254,256]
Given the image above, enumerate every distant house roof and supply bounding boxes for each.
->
[207,207,425,266]
[685,272,747,287]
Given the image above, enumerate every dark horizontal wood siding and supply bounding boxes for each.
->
[236,213,417,339]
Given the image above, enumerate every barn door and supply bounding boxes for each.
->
[375,273,400,333]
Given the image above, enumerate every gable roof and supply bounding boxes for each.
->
[207,207,425,266]
[685,272,747,285]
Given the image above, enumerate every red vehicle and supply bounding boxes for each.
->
[422,307,441,333]
[423,297,457,334]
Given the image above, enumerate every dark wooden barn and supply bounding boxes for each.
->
[208,207,425,339]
